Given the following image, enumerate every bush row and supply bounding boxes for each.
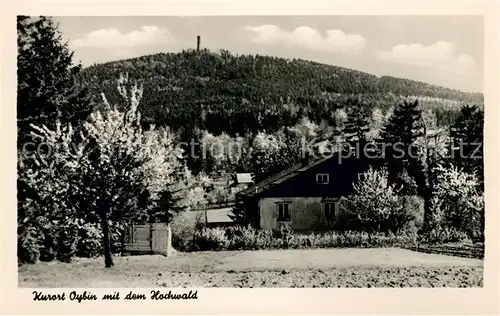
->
[189,225,420,251]
[18,218,124,264]
[419,226,472,244]
[169,209,474,252]
[18,217,476,264]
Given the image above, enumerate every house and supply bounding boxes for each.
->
[234,151,374,231]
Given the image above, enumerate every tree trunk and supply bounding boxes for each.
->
[422,151,434,233]
[102,211,114,268]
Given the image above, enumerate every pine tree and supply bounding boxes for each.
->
[17,16,92,144]
[449,104,484,187]
[378,99,425,195]
[153,182,187,223]
[342,98,371,156]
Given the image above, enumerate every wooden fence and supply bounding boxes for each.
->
[407,243,484,259]
[123,223,173,256]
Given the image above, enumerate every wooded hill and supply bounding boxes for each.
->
[79,49,483,137]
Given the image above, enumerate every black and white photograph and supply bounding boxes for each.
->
[13,12,490,291]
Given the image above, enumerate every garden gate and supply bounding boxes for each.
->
[123,223,173,256]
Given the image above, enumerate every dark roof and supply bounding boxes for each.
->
[236,155,333,198]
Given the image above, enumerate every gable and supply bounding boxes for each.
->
[237,152,374,199]
[260,156,364,198]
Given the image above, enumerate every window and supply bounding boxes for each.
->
[323,202,337,219]
[277,202,291,221]
[316,173,329,184]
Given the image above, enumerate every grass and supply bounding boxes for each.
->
[18,248,483,288]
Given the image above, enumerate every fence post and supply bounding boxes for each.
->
[151,223,173,256]
[166,223,173,256]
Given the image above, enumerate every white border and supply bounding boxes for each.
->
[1,1,499,314]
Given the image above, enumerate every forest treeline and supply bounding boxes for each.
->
[77,49,484,177]
[79,49,483,136]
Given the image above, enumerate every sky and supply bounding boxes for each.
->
[54,16,484,93]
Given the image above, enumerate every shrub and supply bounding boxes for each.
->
[241,226,258,249]
[194,227,230,251]
[272,225,293,248]
[431,164,484,241]
[29,218,81,263]
[171,212,204,252]
[420,227,471,244]
[109,221,127,254]
[224,226,259,250]
[254,229,273,249]
[76,222,103,258]
[223,226,242,249]
[346,167,402,233]
[20,217,127,263]
[18,226,40,264]
[206,186,231,205]
[390,195,424,233]
[325,233,342,247]
[191,226,418,251]
[55,219,80,263]
[37,219,58,262]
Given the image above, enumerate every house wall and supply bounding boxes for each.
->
[259,197,345,231]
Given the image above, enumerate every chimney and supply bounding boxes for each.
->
[197,35,200,52]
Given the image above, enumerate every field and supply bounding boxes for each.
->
[19,248,483,288]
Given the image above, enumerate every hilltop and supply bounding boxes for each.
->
[79,49,483,136]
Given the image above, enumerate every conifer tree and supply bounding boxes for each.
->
[449,104,484,187]
[342,98,371,157]
[17,16,92,144]
[378,99,425,195]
